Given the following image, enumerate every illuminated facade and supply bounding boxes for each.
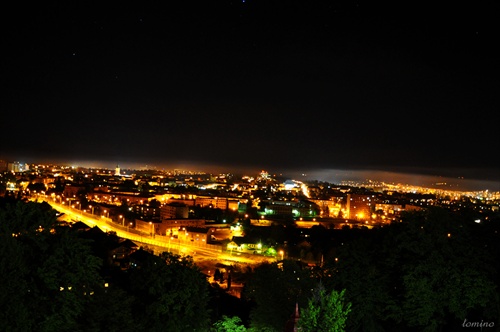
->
[309,197,344,217]
[195,196,239,211]
[346,194,374,220]
[160,202,189,219]
[7,161,28,172]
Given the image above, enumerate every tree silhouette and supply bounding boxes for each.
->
[126,251,211,331]
[298,284,351,332]
[211,315,247,332]
[243,260,315,331]
[79,284,137,332]
[0,199,103,331]
[331,207,499,331]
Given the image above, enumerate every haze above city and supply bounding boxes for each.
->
[2,2,499,191]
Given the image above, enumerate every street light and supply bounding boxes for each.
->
[279,250,284,261]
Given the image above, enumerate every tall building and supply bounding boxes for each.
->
[115,165,121,176]
[8,161,28,172]
[346,194,374,220]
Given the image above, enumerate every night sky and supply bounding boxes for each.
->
[2,1,499,188]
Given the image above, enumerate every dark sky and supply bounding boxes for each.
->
[2,1,499,185]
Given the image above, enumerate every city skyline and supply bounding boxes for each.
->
[3,158,500,193]
[2,2,499,189]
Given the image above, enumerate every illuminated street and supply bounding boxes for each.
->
[43,199,273,267]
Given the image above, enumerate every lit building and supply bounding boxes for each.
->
[8,161,28,172]
[309,197,344,217]
[161,201,189,219]
[195,196,239,211]
[346,194,374,220]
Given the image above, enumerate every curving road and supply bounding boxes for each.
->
[43,199,274,267]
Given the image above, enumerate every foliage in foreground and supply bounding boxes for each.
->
[298,284,351,332]
[0,200,103,331]
[211,315,247,332]
[0,198,212,331]
[2,198,499,332]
